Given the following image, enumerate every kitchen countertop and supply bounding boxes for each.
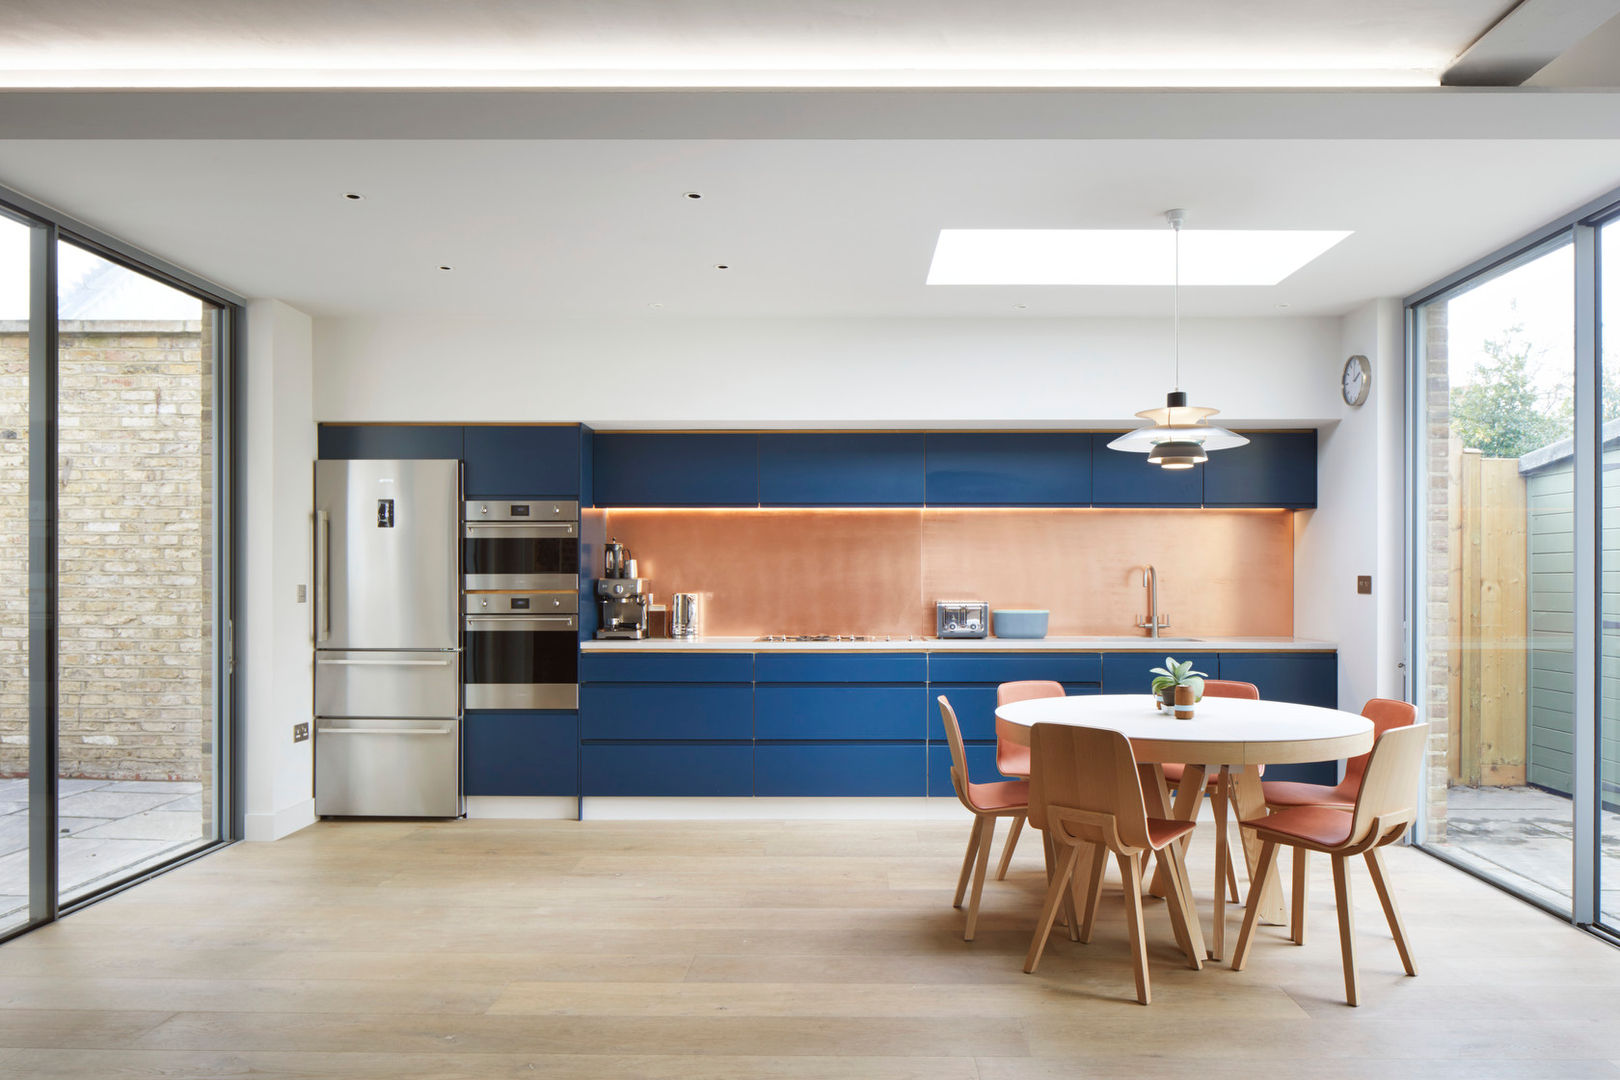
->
[582,636,1334,652]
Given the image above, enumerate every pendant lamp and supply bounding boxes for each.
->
[1107,209,1248,470]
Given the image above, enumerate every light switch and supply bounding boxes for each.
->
[1357,575,1372,595]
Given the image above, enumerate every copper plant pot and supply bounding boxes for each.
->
[1174,684,1196,719]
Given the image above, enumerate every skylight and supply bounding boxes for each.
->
[926,228,1352,286]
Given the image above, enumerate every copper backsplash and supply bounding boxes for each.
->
[595,507,1293,639]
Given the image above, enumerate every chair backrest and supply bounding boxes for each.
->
[1028,722,1150,851]
[1348,722,1430,847]
[1201,679,1259,700]
[997,680,1064,706]
[936,696,974,808]
[1345,698,1419,788]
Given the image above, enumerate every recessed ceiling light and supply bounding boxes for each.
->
[1012,303,1028,310]
[714,264,730,270]
[927,228,1351,286]
[342,192,364,201]
[437,265,453,271]
[1277,302,1291,309]
[683,192,703,200]
[648,302,666,309]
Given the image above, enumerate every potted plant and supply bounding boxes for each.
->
[1150,657,1206,717]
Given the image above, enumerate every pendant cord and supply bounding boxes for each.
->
[1172,217,1181,392]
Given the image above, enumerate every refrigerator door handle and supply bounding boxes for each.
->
[317,725,455,736]
[315,509,331,643]
[316,657,455,667]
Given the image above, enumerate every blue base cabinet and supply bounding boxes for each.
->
[756,743,925,796]
[1101,652,1222,696]
[928,743,1013,797]
[581,743,754,796]
[1218,651,1339,783]
[464,711,579,797]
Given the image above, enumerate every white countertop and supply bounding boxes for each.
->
[582,636,1334,653]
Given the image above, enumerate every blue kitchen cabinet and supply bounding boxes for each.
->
[758,434,925,506]
[927,652,1103,741]
[1218,651,1340,783]
[463,425,584,498]
[755,686,928,740]
[1202,431,1317,508]
[926,683,1099,742]
[1090,434,1203,507]
[581,743,753,796]
[1100,652,1221,696]
[592,433,758,506]
[317,424,463,460]
[581,652,753,684]
[754,653,925,684]
[464,711,578,796]
[755,743,926,796]
[580,685,754,741]
[924,434,1093,506]
[928,742,1012,796]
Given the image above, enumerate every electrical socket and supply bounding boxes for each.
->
[1357,575,1372,595]
[293,722,310,743]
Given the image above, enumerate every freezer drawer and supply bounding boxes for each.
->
[315,650,461,718]
[315,717,462,817]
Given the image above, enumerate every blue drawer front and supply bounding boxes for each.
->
[580,652,753,684]
[593,433,758,506]
[1216,652,1338,708]
[924,433,1093,506]
[929,683,1099,741]
[1100,652,1221,696]
[463,425,582,498]
[758,433,925,506]
[1202,431,1317,508]
[927,743,1015,796]
[1091,434,1203,506]
[755,686,927,741]
[580,685,754,741]
[581,743,753,796]
[317,424,463,460]
[754,743,926,796]
[928,652,1102,685]
[464,711,578,796]
[754,652,926,684]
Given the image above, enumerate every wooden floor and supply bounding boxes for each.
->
[1,813,1618,1079]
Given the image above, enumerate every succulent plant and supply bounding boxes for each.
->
[1149,657,1206,702]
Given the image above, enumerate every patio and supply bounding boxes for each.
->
[0,778,210,931]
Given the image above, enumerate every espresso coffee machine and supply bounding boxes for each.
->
[596,538,650,639]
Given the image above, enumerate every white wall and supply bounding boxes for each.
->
[313,315,1342,427]
[241,299,317,841]
[1294,297,1407,714]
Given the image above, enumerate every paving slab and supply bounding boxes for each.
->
[77,812,208,844]
[57,790,185,819]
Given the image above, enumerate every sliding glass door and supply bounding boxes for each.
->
[1599,216,1620,931]
[0,185,239,943]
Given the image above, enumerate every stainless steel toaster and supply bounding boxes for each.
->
[935,600,989,639]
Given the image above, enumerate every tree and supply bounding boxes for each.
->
[1448,327,1620,458]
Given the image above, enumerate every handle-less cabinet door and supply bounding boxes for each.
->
[315,717,462,817]
[315,650,461,718]
[315,459,461,650]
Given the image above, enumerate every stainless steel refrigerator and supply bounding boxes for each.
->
[313,458,462,817]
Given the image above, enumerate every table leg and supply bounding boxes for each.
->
[1230,764,1286,926]
[1211,764,1231,961]
[1138,763,1173,900]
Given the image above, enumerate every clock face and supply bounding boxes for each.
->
[1342,354,1370,407]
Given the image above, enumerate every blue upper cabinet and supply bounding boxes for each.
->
[317,424,463,460]
[593,433,758,506]
[924,434,1092,506]
[463,425,584,499]
[758,434,925,506]
[1202,431,1318,509]
[1090,435,1203,506]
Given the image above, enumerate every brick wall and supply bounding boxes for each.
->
[1421,301,1451,840]
[0,320,214,782]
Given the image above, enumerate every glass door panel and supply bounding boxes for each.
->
[55,240,220,904]
[0,213,30,933]
[1415,240,1576,913]
[1600,217,1620,929]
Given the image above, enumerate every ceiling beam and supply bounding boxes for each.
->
[1442,0,1620,85]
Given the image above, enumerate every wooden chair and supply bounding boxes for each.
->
[990,680,1063,879]
[1232,723,1429,1006]
[1024,722,1204,1004]
[938,695,1030,941]
[1260,698,1417,944]
[1159,678,1260,903]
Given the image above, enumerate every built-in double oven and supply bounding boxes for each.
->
[462,500,580,709]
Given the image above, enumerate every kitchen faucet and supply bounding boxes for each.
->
[1137,565,1170,638]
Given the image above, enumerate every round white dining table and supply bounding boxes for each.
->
[994,693,1374,961]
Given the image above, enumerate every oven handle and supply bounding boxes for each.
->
[464,615,579,630]
[463,522,578,538]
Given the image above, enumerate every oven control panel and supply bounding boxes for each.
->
[468,591,578,614]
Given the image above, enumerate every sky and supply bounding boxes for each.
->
[0,213,202,321]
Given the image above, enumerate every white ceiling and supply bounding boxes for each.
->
[4,133,1620,319]
[0,0,1522,87]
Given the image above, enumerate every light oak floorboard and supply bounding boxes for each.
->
[0,818,1616,1078]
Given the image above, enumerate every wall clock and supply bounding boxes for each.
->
[1342,354,1371,407]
